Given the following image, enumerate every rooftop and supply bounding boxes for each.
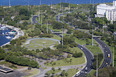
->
[0,65,13,73]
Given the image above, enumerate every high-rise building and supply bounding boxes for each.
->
[96,1,116,21]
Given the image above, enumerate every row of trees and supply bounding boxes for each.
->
[6,56,38,68]
[0,47,38,68]
[73,30,91,39]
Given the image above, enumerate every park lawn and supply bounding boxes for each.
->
[30,39,57,45]
[36,17,41,24]
[87,69,96,77]
[25,44,43,50]
[45,57,85,67]
[69,47,83,54]
[102,40,113,53]
[74,37,86,45]
[52,35,61,40]
[23,68,39,77]
[75,37,97,45]
[86,45,102,55]
[88,39,97,45]
[49,26,62,32]
[0,61,17,69]
[0,61,25,70]
[66,69,78,77]
[77,29,89,33]
[47,69,61,74]
[24,39,59,50]
[36,15,45,24]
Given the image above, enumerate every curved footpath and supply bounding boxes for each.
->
[93,37,112,69]
[1,24,24,47]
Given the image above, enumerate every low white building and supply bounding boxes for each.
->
[96,1,116,21]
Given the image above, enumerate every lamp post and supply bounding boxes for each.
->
[96,52,99,77]
[113,40,114,67]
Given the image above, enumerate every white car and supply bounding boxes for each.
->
[108,54,110,58]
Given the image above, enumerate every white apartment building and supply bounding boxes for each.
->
[96,1,116,21]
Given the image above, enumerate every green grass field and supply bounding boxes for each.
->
[52,35,61,40]
[53,69,78,77]
[86,69,96,77]
[46,69,61,74]
[77,29,89,33]
[66,69,78,77]
[75,37,97,45]
[69,47,83,54]
[45,57,85,67]
[86,45,102,55]
[24,39,59,50]
[75,38,86,45]
[23,68,39,77]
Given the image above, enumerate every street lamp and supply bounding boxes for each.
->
[112,40,115,67]
[96,52,99,77]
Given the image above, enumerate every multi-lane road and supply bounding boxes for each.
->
[55,13,94,77]
[32,12,112,77]
[74,44,94,77]
[55,13,112,76]
[93,37,112,69]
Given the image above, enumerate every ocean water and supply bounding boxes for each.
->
[0,27,14,46]
[0,0,114,6]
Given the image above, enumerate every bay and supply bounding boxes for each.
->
[0,27,14,46]
[0,0,114,6]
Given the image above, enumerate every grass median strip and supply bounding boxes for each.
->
[45,57,85,67]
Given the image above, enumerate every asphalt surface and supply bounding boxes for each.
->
[31,15,41,25]
[55,13,112,76]
[74,44,94,77]
[93,37,112,69]
[55,13,94,77]
[32,12,112,77]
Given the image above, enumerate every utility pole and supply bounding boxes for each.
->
[47,21,48,34]
[92,25,93,46]
[61,2,63,47]
[96,52,98,77]
[92,0,94,46]
[113,40,114,67]
[40,0,42,27]
[62,26,63,47]
[113,20,115,67]
[69,3,71,12]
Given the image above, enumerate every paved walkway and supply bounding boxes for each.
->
[33,63,86,77]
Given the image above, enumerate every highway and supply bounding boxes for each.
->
[75,44,94,77]
[55,13,94,77]
[55,13,112,76]
[32,12,112,77]
[93,37,112,68]
[55,13,94,76]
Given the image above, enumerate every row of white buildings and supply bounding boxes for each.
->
[96,1,116,21]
